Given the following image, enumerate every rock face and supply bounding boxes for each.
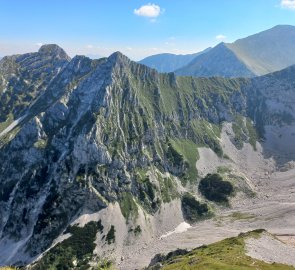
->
[176,25,295,77]
[0,45,294,267]
[0,44,70,123]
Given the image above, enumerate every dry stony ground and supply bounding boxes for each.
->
[119,124,295,270]
[246,232,295,267]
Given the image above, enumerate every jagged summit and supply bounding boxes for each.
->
[108,51,131,65]
[38,44,71,60]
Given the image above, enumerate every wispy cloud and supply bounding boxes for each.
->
[134,3,162,18]
[86,44,94,49]
[215,34,226,41]
[281,0,295,9]
[36,43,43,47]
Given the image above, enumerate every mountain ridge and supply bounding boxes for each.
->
[138,48,211,73]
[176,25,295,77]
[0,46,294,269]
[176,43,255,78]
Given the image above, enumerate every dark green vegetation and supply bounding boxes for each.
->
[147,230,295,270]
[31,221,103,270]
[134,225,142,235]
[119,192,139,221]
[158,174,178,203]
[181,193,210,222]
[105,225,116,245]
[96,259,114,270]
[128,225,142,236]
[167,142,186,169]
[137,174,161,213]
[168,139,199,184]
[199,173,234,203]
[232,115,258,150]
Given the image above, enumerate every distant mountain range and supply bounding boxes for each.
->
[138,48,211,73]
[176,42,255,78]
[177,25,295,77]
[140,25,295,78]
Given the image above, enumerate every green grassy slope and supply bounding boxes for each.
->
[147,230,295,270]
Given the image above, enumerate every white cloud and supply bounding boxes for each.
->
[215,34,226,41]
[86,44,94,49]
[281,0,295,9]
[134,3,161,18]
[36,43,43,47]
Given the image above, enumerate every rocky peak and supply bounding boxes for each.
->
[67,55,94,74]
[107,51,130,66]
[38,44,71,61]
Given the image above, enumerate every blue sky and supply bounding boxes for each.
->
[1,0,295,60]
